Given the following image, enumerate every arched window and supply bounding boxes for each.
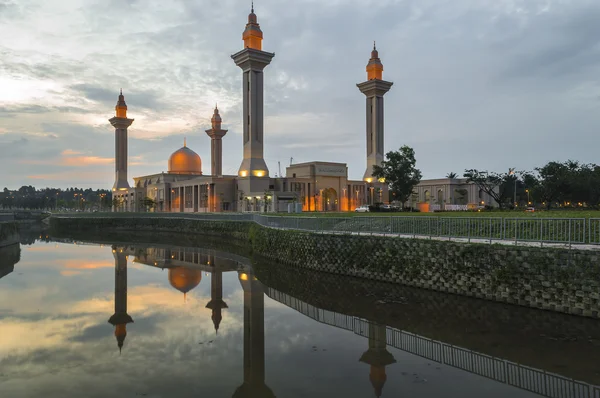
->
[424,190,430,202]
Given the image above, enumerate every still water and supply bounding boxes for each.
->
[1,236,599,398]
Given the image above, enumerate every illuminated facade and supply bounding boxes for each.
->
[112,6,391,213]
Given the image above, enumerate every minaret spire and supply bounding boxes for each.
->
[243,1,263,50]
[206,105,228,176]
[233,4,274,187]
[110,91,134,194]
[184,137,187,147]
[357,43,393,202]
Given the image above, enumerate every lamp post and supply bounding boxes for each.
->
[526,189,530,205]
[509,168,517,207]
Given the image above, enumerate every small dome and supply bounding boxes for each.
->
[168,146,202,175]
[168,267,202,294]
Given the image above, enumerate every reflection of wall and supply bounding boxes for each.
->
[255,261,600,385]
[0,243,20,280]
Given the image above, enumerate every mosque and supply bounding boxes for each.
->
[110,5,391,213]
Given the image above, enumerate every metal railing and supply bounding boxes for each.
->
[54,212,600,246]
[252,214,594,247]
[265,286,600,398]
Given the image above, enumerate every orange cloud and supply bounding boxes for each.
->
[63,259,114,270]
[60,155,113,166]
[61,149,83,156]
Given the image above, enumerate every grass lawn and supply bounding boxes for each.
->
[273,210,600,219]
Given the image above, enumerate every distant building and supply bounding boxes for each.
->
[406,177,499,211]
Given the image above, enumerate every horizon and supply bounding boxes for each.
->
[1,0,599,190]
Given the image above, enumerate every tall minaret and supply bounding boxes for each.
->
[108,246,134,353]
[205,105,228,177]
[231,3,274,182]
[205,262,228,334]
[109,90,134,191]
[233,271,275,398]
[359,322,396,398]
[357,43,393,182]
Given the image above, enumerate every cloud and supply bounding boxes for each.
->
[60,155,114,167]
[1,0,600,189]
[61,149,83,156]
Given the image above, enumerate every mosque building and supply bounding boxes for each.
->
[110,5,391,213]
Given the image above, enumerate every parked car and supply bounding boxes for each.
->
[525,207,535,213]
[355,205,370,213]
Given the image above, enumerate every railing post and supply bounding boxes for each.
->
[540,219,543,248]
[514,219,518,246]
[468,218,471,243]
[568,219,572,250]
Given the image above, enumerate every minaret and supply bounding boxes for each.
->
[205,105,228,177]
[233,271,275,398]
[108,246,134,353]
[359,322,396,398]
[109,90,134,191]
[231,3,274,184]
[205,263,228,333]
[357,43,393,182]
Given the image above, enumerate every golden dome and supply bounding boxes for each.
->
[168,267,202,294]
[168,142,202,175]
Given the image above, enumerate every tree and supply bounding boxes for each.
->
[463,169,516,208]
[535,162,571,209]
[142,197,156,212]
[372,146,422,206]
[446,172,458,179]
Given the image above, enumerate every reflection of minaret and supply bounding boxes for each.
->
[359,323,396,398]
[205,105,228,177]
[233,271,275,398]
[231,4,274,180]
[108,246,134,353]
[357,43,393,182]
[109,90,134,192]
[205,262,228,333]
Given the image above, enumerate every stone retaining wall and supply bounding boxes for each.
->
[49,216,600,318]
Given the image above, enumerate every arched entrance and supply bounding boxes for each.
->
[321,188,338,212]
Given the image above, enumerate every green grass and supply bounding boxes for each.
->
[274,210,600,219]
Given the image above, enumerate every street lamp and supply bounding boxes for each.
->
[526,189,530,205]
[509,168,517,207]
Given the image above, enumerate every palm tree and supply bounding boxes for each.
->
[446,172,458,179]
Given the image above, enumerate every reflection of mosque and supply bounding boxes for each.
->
[108,245,397,397]
[108,246,277,397]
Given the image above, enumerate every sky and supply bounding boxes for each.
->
[1,0,599,189]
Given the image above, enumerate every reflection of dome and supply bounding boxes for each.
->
[168,267,202,294]
[168,145,202,175]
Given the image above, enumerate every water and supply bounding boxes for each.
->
[1,234,599,398]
